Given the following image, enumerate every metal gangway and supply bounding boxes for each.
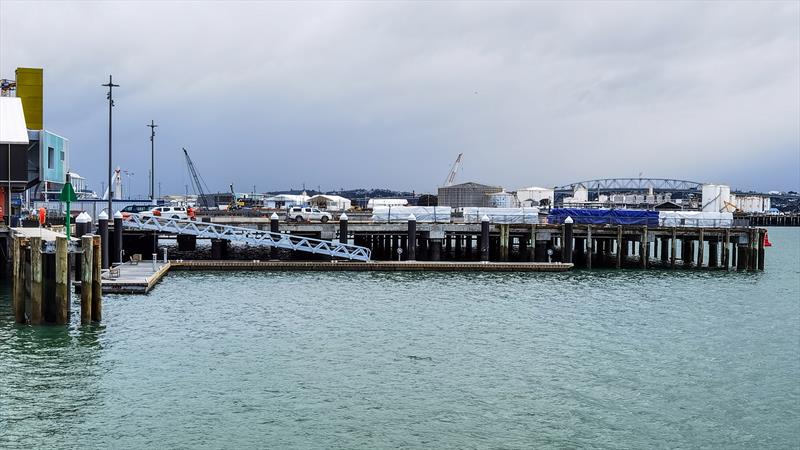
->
[123,215,372,262]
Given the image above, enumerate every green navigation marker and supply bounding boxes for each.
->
[60,177,78,238]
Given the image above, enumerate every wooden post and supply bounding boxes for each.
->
[92,235,103,322]
[55,236,69,325]
[640,226,647,269]
[616,225,623,269]
[12,237,25,323]
[670,228,677,269]
[81,235,94,325]
[723,229,730,269]
[736,243,746,271]
[499,224,509,261]
[708,238,718,268]
[697,228,704,268]
[757,229,765,271]
[480,216,490,262]
[30,236,43,325]
[683,238,693,268]
[586,225,592,270]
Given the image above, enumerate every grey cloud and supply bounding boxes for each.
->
[1,0,797,196]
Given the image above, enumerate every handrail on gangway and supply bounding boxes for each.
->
[122,214,372,262]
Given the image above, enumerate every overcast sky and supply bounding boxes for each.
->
[1,1,798,196]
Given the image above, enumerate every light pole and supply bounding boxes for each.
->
[102,75,119,215]
[147,120,158,204]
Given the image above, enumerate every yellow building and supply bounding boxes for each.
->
[15,67,43,130]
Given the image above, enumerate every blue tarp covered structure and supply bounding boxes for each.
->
[548,208,659,226]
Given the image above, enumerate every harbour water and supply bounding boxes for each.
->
[1,228,798,448]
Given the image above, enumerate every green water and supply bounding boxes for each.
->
[1,228,798,449]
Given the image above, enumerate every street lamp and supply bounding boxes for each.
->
[102,75,119,215]
[147,120,158,204]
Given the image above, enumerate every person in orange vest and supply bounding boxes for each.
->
[187,206,196,220]
[38,207,47,226]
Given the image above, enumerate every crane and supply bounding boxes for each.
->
[183,147,212,209]
[444,153,463,187]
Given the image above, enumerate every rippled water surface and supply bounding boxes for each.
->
[1,228,798,449]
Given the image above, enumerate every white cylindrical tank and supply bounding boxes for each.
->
[702,184,720,212]
[718,185,731,211]
[488,192,518,208]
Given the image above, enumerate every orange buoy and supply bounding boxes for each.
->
[764,232,773,247]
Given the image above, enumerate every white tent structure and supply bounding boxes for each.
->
[263,193,310,209]
[309,194,351,211]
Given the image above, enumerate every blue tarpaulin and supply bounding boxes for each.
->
[548,208,659,226]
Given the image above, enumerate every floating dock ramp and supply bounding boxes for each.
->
[123,215,372,262]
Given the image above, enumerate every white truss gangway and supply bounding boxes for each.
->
[123,215,372,262]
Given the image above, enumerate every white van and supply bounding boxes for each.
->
[141,206,189,220]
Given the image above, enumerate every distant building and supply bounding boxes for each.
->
[0,68,71,222]
[438,182,503,208]
[263,193,310,209]
[308,194,351,211]
[516,186,554,208]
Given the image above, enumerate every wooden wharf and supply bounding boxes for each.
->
[746,213,800,227]
[152,217,768,272]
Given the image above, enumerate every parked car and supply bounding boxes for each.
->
[141,206,189,220]
[286,206,332,223]
[120,204,153,219]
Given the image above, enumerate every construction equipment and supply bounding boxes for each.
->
[183,147,212,210]
[228,183,245,210]
[444,153,463,187]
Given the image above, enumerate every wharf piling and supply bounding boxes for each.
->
[99,211,109,269]
[9,229,102,325]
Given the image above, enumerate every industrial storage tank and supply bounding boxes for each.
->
[516,186,555,207]
[488,191,519,208]
[702,184,731,212]
[438,182,503,208]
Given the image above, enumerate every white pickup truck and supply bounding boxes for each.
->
[286,206,333,223]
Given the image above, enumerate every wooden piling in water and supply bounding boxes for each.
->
[92,235,102,322]
[708,239,718,268]
[30,236,43,325]
[757,229,765,271]
[586,225,593,270]
[697,229,704,268]
[55,236,69,325]
[616,226,623,269]
[723,229,730,270]
[81,235,94,324]
[747,229,756,272]
[670,228,677,269]
[12,238,25,323]
[736,241,747,272]
[640,226,647,269]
